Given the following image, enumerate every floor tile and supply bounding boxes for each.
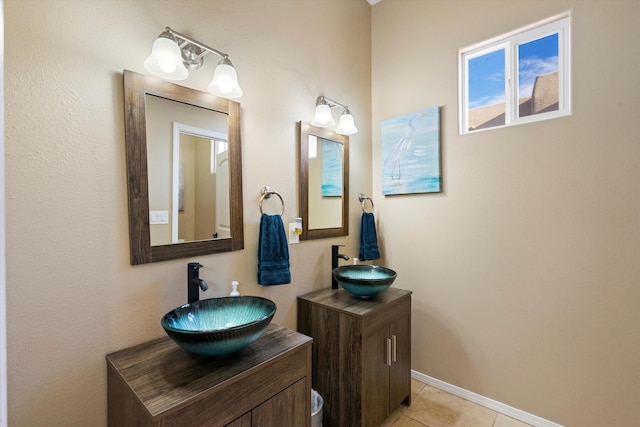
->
[493,413,534,427]
[411,378,426,398]
[383,379,536,427]
[388,414,428,427]
[402,384,497,427]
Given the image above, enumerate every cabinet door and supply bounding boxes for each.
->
[252,379,308,427]
[389,311,411,410]
[362,326,391,427]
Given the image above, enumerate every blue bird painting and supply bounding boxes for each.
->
[382,107,441,195]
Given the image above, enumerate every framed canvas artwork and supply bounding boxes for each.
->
[382,106,441,195]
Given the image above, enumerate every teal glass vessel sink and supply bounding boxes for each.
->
[332,265,397,298]
[161,296,276,356]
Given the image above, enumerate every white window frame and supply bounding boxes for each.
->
[459,12,571,134]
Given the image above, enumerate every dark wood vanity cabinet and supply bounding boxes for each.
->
[297,287,412,427]
[225,378,307,427]
[106,324,312,427]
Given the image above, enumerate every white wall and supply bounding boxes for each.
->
[4,1,371,425]
[372,1,640,426]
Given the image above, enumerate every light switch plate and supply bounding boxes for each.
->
[150,210,169,225]
[288,223,299,244]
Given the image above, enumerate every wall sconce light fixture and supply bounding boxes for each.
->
[311,96,358,135]
[144,27,243,99]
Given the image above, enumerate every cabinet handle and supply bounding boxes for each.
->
[386,338,392,366]
[392,334,397,363]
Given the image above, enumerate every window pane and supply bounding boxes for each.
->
[468,48,505,131]
[518,33,559,117]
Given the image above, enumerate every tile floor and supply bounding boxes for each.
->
[381,379,535,427]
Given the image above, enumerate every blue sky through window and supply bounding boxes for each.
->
[518,33,559,98]
[468,33,558,109]
[468,49,505,109]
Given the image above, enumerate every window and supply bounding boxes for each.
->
[459,13,571,134]
[210,139,228,174]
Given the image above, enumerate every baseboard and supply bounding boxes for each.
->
[411,371,564,427]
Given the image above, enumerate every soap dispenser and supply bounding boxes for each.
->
[230,281,240,297]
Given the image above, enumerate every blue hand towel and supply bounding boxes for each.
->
[258,214,291,286]
[359,212,380,261]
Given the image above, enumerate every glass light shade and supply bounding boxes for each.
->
[208,62,243,99]
[336,112,358,135]
[144,37,188,81]
[311,104,335,127]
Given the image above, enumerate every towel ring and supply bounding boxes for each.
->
[358,193,374,213]
[260,186,285,216]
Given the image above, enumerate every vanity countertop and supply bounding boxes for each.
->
[297,287,411,317]
[106,323,312,420]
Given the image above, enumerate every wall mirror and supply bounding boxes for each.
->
[124,70,243,265]
[298,122,349,240]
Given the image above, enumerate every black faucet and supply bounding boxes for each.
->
[187,262,208,304]
[331,245,350,289]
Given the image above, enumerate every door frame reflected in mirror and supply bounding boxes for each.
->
[298,121,349,240]
[171,123,228,244]
[124,70,244,265]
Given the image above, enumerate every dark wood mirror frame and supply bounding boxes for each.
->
[298,121,349,240]
[124,70,244,265]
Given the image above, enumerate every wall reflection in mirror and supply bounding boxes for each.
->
[145,95,229,246]
[298,122,349,240]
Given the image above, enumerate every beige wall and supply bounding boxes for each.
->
[372,1,639,426]
[6,0,640,426]
[4,1,371,426]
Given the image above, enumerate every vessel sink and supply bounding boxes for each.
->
[332,265,397,298]
[161,296,276,356]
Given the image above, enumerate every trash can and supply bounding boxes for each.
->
[311,389,323,427]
